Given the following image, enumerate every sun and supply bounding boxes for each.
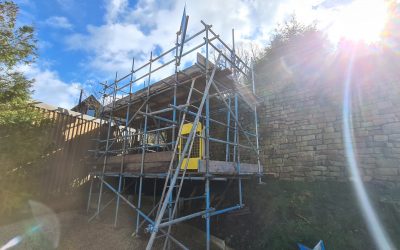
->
[328,0,388,43]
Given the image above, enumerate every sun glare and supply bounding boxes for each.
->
[328,0,388,43]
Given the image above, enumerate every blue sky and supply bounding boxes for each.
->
[15,0,351,108]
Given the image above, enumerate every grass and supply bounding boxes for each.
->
[214,180,400,249]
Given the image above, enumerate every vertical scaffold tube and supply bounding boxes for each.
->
[136,52,152,235]
[235,94,243,206]
[114,58,134,228]
[251,60,263,184]
[96,77,117,219]
[87,175,94,213]
[225,97,231,162]
[205,24,211,250]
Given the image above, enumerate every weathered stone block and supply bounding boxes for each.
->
[311,171,322,176]
[333,138,343,144]
[272,158,283,164]
[372,141,387,147]
[301,135,315,141]
[375,168,398,176]
[363,176,373,181]
[327,144,343,150]
[316,145,328,150]
[374,135,388,142]
[382,123,400,132]
[376,158,398,169]
[307,140,323,146]
[324,127,335,133]
[295,129,321,136]
[281,166,293,172]
[328,166,341,172]
[323,132,341,140]
[389,134,400,142]
[360,157,376,164]
[314,166,328,171]
[301,125,318,130]
[329,171,341,177]
[280,143,296,150]
[355,130,368,137]
[301,146,315,151]
[297,151,315,161]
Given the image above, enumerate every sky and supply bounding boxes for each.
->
[15,0,359,109]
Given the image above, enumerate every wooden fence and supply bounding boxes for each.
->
[33,102,102,195]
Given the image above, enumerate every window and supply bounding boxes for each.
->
[87,108,95,117]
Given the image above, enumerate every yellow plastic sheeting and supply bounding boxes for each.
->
[179,123,203,170]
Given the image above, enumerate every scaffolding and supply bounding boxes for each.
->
[87,16,263,249]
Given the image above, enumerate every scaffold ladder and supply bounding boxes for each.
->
[146,53,222,250]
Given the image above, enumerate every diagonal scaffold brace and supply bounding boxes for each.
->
[145,52,222,250]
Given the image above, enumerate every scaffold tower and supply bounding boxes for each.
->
[87,10,264,249]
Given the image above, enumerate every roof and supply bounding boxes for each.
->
[103,53,260,120]
[72,95,102,111]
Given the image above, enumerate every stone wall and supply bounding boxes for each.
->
[253,78,400,184]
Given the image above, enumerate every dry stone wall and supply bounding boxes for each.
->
[252,78,400,184]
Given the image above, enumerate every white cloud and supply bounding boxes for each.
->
[18,0,375,107]
[104,0,129,24]
[20,64,81,109]
[56,0,75,11]
[44,16,73,30]
[67,23,149,72]
[64,0,337,84]
[38,40,53,50]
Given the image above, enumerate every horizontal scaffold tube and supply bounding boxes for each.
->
[208,137,253,150]
[170,104,256,137]
[201,20,250,71]
[114,35,218,92]
[137,111,177,125]
[157,208,215,230]
[207,204,242,217]
[178,134,253,150]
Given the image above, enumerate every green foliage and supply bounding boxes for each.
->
[0,1,49,216]
[220,181,400,249]
[0,120,52,214]
[383,1,400,50]
[255,15,331,84]
[0,72,42,126]
[0,0,39,127]
[0,1,36,70]
[255,11,400,87]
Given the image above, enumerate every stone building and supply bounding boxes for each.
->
[249,46,400,185]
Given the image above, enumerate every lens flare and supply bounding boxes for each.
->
[342,50,394,250]
[0,236,22,250]
[29,200,60,248]
[328,0,388,43]
[0,201,60,250]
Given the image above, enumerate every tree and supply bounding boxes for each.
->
[383,0,400,51]
[0,1,38,125]
[255,15,331,85]
[0,1,50,216]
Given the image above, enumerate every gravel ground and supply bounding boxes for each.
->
[0,195,226,250]
[0,205,215,250]
[0,208,148,250]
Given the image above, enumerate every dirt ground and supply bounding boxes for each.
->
[0,208,148,249]
[2,180,398,250]
[0,197,219,250]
